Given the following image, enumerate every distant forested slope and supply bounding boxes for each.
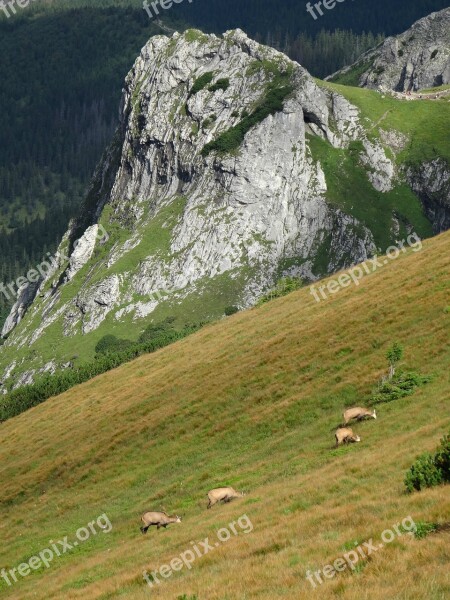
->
[0,7,161,325]
[172,0,450,38]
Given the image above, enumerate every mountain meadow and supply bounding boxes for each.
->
[0,228,449,599]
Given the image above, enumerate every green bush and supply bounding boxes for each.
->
[386,342,403,372]
[224,305,239,316]
[404,453,443,493]
[434,434,450,481]
[138,316,176,344]
[209,78,230,92]
[256,277,303,307]
[405,433,450,493]
[95,334,133,355]
[189,72,214,96]
[370,371,431,404]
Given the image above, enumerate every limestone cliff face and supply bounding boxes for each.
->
[0,28,437,392]
[330,8,450,92]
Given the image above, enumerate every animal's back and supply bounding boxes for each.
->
[142,511,166,523]
[336,427,353,441]
[343,407,364,421]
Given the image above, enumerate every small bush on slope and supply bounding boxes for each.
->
[256,277,303,307]
[189,72,214,96]
[370,370,431,404]
[405,433,450,492]
[95,334,134,355]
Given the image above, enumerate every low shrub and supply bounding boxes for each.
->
[370,370,431,404]
[434,434,450,481]
[138,316,176,344]
[405,433,450,493]
[404,452,443,493]
[95,334,133,355]
[189,72,214,96]
[256,277,303,307]
[209,78,230,92]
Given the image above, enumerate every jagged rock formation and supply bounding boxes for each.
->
[329,8,450,92]
[0,27,446,392]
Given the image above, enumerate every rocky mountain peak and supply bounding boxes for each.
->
[0,26,448,393]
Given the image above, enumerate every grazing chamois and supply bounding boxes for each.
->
[335,427,361,447]
[343,407,376,426]
[207,487,244,509]
[140,511,181,533]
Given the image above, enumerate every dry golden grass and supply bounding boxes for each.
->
[0,231,449,599]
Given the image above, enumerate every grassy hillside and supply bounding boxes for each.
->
[318,80,450,165]
[0,230,449,599]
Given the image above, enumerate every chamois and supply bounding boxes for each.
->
[207,487,244,509]
[335,427,361,447]
[140,511,181,533]
[343,407,376,425]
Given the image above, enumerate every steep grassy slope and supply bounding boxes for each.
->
[0,231,449,599]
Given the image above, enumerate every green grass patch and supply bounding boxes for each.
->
[307,134,433,250]
[420,84,450,93]
[317,80,450,165]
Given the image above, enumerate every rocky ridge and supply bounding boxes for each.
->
[329,8,450,92]
[0,28,447,392]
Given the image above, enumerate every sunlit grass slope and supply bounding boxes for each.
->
[0,231,449,599]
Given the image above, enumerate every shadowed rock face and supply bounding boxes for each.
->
[406,159,450,233]
[0,27,444,392]
[332,8,450,92]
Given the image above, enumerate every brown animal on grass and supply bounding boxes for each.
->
[335,427,361,447]
[140,511,181,533]
[343,407,376,425]
[207,487,244,509]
